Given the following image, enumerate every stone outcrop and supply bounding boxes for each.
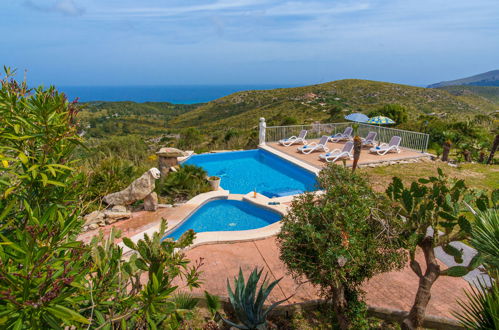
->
[83,207,132,231]
[103,168,160,206]
[156,147,187,176]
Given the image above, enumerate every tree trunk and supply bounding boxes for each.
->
[478,151,485,163]
[463,149,471,162]
[486,134,499,165]
[332,285,350,330]
[441,140,451,162]
[352,136,362,172]
[402,238,440,330]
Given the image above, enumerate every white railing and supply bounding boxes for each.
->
[263,120,429,153]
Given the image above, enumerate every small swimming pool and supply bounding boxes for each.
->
[166,199,281,240]
[183,149,316,197]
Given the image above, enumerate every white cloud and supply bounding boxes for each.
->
[24,0,85,16]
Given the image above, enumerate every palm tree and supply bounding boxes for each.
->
[454,209,499,329]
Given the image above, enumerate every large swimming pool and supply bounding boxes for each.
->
[183,149,317,197]
[166,199,281,240]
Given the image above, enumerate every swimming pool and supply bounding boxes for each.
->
[183,149,316,197]
[166,199,281,240]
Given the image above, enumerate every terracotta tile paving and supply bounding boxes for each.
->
[267,140,426,169]
[182,237,468,319]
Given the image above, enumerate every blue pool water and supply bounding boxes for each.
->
[166,199,281,240]
[183,149,317,197]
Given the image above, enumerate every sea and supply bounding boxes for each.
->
[59,85,297,104]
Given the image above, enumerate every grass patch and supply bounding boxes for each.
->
[360,160,499,192]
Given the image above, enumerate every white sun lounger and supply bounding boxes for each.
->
[370,136,402,155]
[297,135,330,154]
[319,141,354,162]
[279,130,307,146]
[361,132,377,147]
[329,127,353,142]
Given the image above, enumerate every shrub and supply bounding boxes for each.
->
[368,104,408,125]
[0,68,202,328]
[156,164,211,203]
[277,164,405,329]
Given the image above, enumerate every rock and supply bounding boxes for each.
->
[103,168,160,206]
[88,223,99,230]
[144,192,159,211]
[111,205,127,213]
[105,218,118,225]
[104,210,131,220]
[156,147,187,157]
[84,211,105,225]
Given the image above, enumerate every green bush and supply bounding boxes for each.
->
[368,104,408,125]
[277,164,405,329]
[0,68,202,328]
[156,164,211,203]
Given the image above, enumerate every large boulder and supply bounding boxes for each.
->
[103,168,160,206]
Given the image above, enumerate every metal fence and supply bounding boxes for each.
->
[265,122,429,152]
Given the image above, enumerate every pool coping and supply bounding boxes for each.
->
[259,144,321,175]
[119,190,290,255]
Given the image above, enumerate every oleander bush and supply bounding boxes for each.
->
[0,68,202,328]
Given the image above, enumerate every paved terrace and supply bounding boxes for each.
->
[80,206,469,321]
[182,237,468,319]
[265,139,427,169]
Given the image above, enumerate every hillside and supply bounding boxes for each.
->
[168,79,498,129]
[79,101,200,137]
[437,85,499,105]
[428,70,499,88]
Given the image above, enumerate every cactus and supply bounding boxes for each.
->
[222,268,287,330]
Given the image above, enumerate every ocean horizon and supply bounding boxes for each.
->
[59,84,298,104]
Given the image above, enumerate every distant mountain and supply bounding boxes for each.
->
[428,70,499,88]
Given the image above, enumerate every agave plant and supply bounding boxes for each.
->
[222,268,287,330]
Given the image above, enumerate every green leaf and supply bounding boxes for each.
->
[135,258,148,271]
[458,216,472,234]
[46,305,90,324]
[439,211,457,221]
[468,253,482,270]
[18,152,28,164]
[441,266,469,277]
[442,244,463,264]
[122,237,137,250]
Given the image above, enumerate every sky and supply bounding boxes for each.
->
[1,0,498,86]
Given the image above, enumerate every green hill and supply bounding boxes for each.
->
[436,85,499,105]
[80,101,200,137]
[428,70,499,88]
[168,79,498,129]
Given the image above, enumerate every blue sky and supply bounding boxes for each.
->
[1,0,498,86]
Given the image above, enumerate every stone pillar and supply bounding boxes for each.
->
[156,148,185,177]
[259,117,266,146]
